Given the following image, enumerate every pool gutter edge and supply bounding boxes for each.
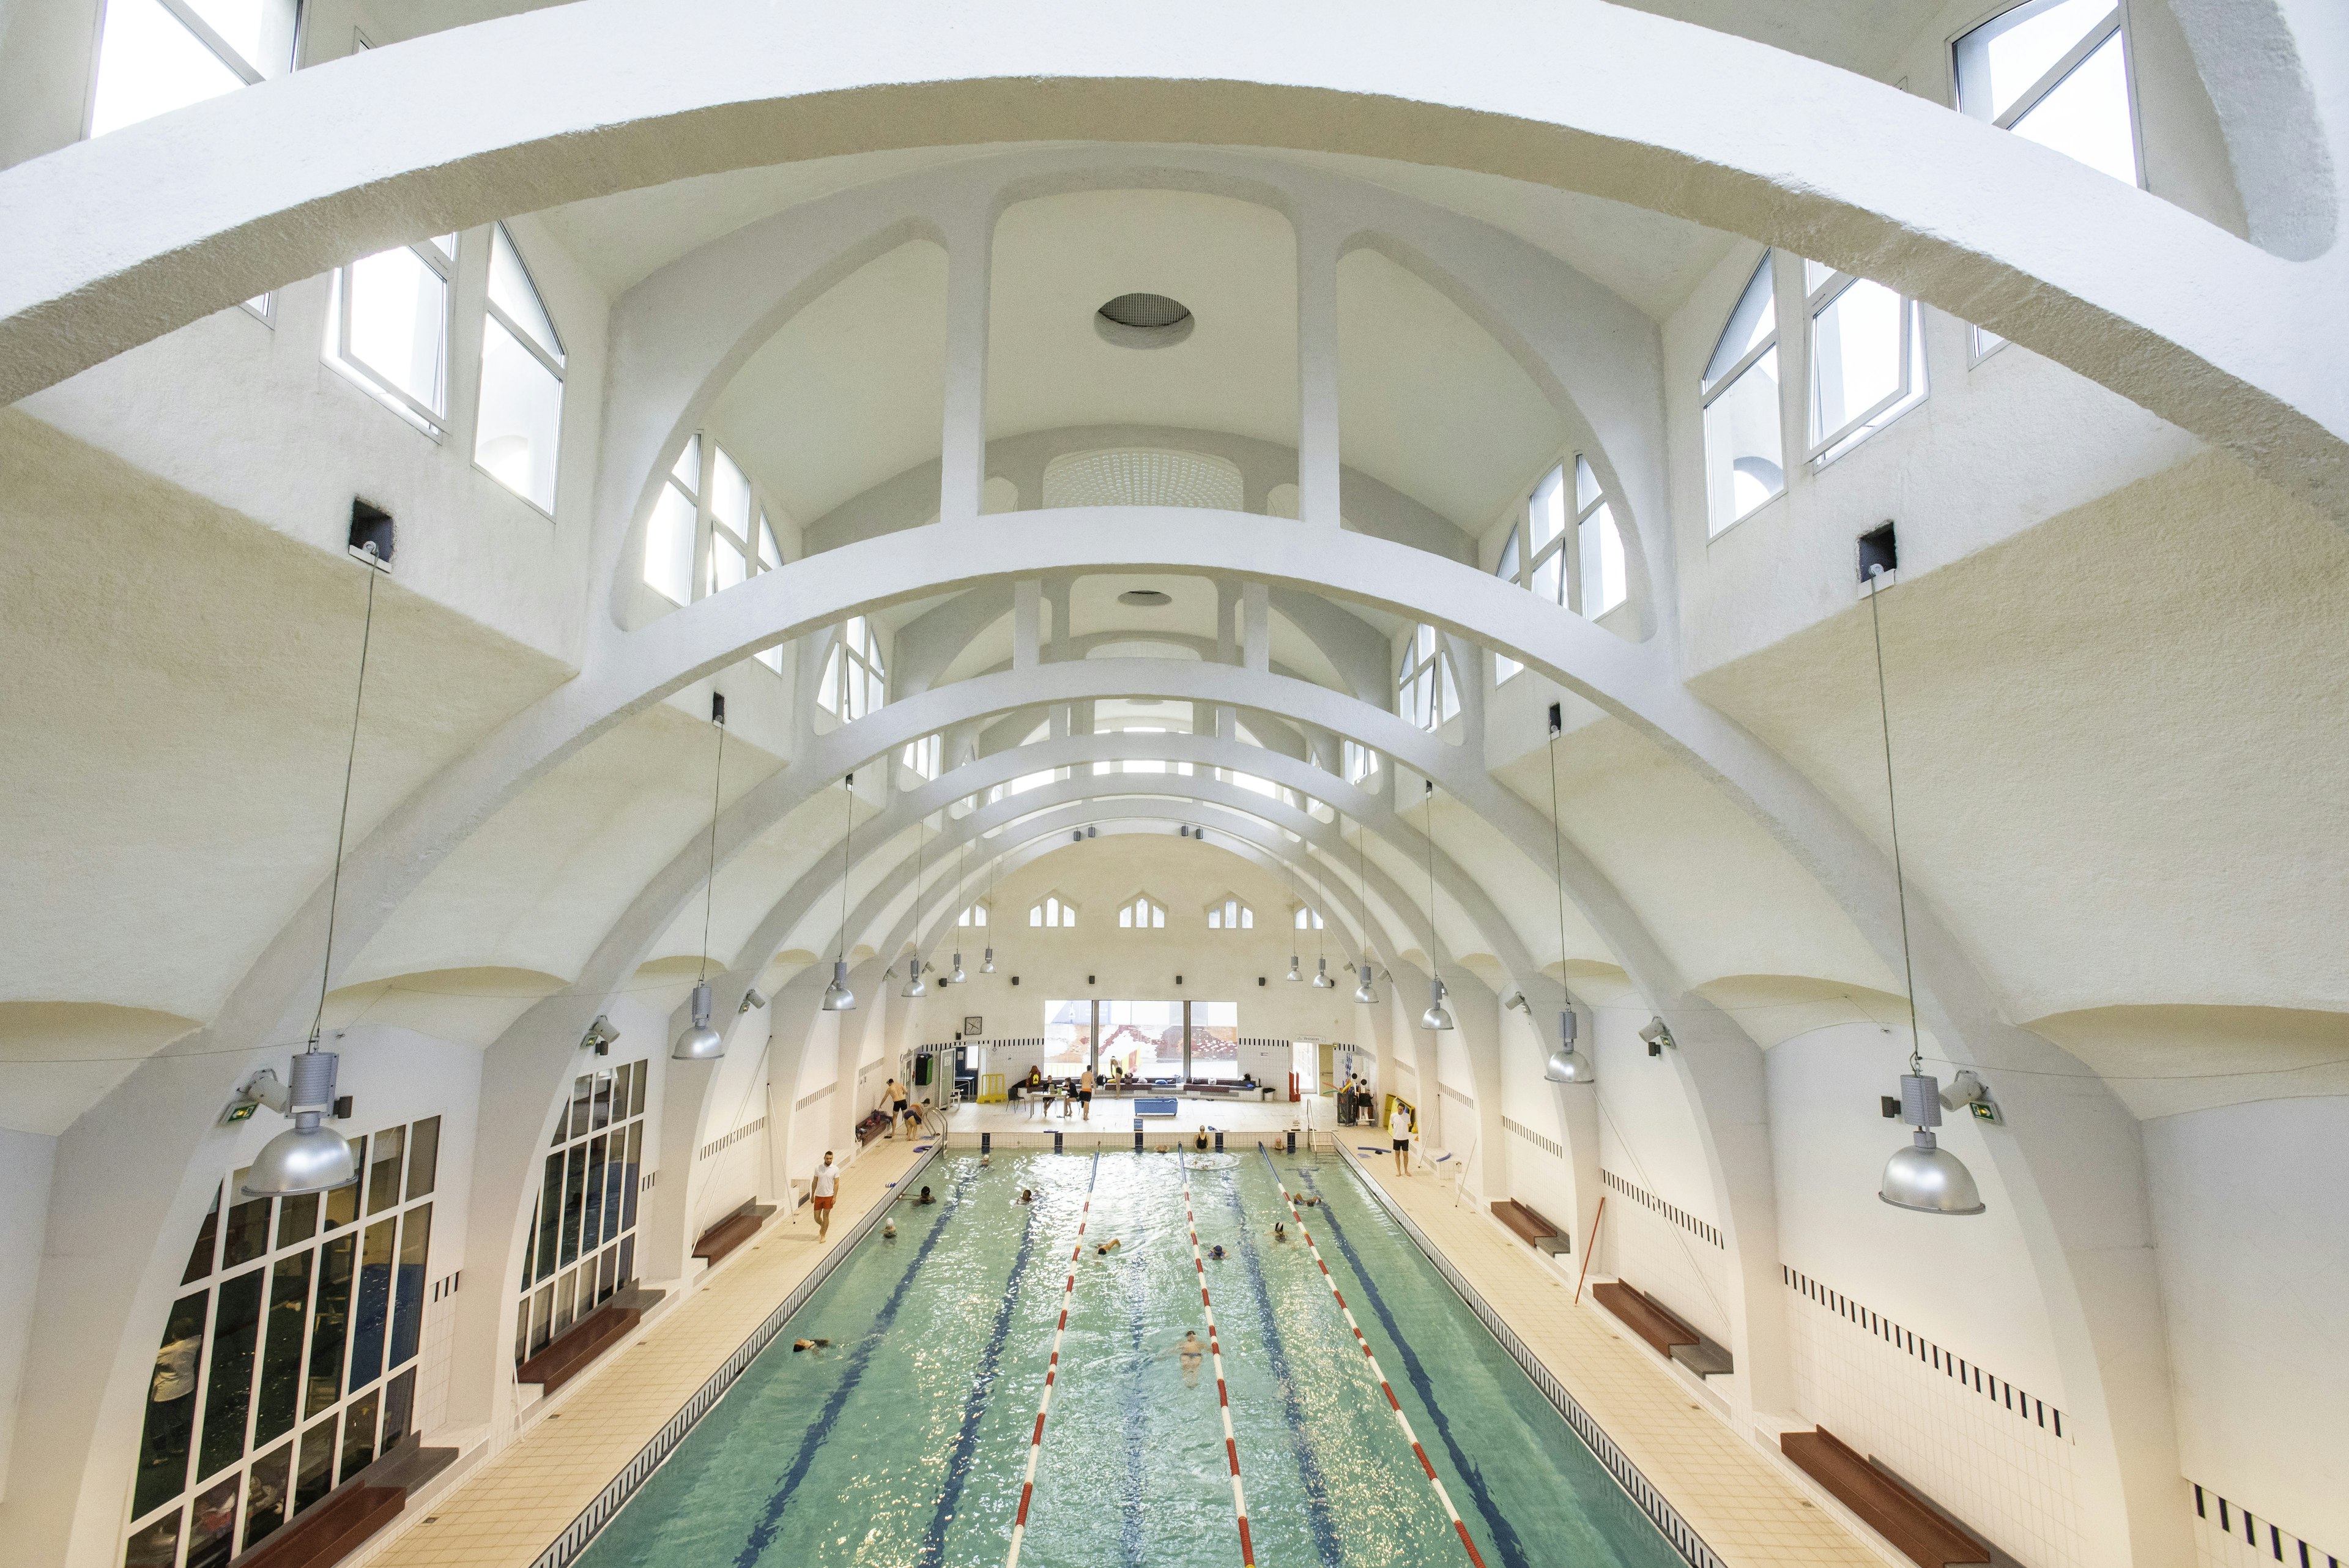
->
[1330,1140,1727,1568]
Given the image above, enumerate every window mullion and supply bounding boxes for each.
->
[1701,330,1778,409]
[153,0,265,83]
[487,302,565,380]
[1993,8,2124,132]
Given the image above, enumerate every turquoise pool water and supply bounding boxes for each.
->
[576,1149,1684,1567]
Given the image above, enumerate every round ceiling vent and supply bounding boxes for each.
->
[1117,589,1173,606]
[1096,293,1195,349]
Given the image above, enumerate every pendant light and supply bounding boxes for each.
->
[902,817,929,998]
[1310,850,1334,987]
[672,694,730,1061]
[1419,781,1454,1031]
[1540,705,1594,1084]
[981,834,998,974]
[1351,814,1378,1005]
[1865,573,1984,1216]
[1283,841,1304,981]
[822,773,857,1011]
[247,560,388,1197]
[949,839,968,983]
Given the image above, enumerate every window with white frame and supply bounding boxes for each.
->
[1118,895,1167,929]
[1343,739,1378,785]
[1207,896,1254,931]
[817,617,886,721]
[1397,625,1458,732]
[957,902,989,927]
[703,448,754,597]
[473,224,564,512]
[1805,259,1927,462]
[901,734,941,780]
[325,236,456,436]
[1493,524,1523,683]
[1294,905,1324,931]
[1701,256,1785,535]
[515,1064,647,1369]
[1574,456,1628,616]
[1956,0,2137,188]
[643,437,700,605]
[752,511,785,673]
[89,0,300,138]
[1030,896,1077,928]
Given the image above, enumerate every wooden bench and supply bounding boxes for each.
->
[515,1301,640,1395]
[1592,1280,1699,1356]
[1490,1200,1570,1255]
[692,1203,776,1268]
[231,1485,404,1568]
[1781,1428,1989,1567]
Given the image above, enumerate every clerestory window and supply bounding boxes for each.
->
[1398,626,1458,732]
[1805,259,1927,463]
[475,225,565,513]
[1030,896,1077,928]
[1119,896,1167,929]
[643,437,700,605]
[89,0,300,139]
[1207,897,1254,931]
[1702,256,1784,534]
[901,734,941,781]
[1294,906,1324,931]
[1956,0,2137,188]
[325,235,456,437]
[817,617,886,721]
[957,903,989,927]
[1493,525,1524,683]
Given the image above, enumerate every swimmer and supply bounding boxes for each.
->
[1208,1244,1226,1261]
[790,1338,832,1353]
[883,1217,897,1239]
[914,1186,937,1205]
[1272,1221,1288,1242]
[1094,1237,1122,1255]
[1017,1188,1034,1204]
[1171,1330,1205,1387]
[980,1153,991,1166]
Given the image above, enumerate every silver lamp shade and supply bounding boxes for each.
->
[1421,977,1455,1031]
[903,958,928,998]
[243,1052,357,1198]
[1285,956,1302,982]
[821,959,856,1012]
[1544,1009,1592,1083]
[672,982,725,1060]
[1312,959,1334,989]
[981,948,996,975]
[1879,1073,1985,1215]
[1353,964,1377,1005]
[951,953,967,984]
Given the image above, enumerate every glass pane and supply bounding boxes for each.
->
[711,448,751,532]
[757,515,783,571]
[1044,998,1094,1072]
[338,1388,379,1482]
[711,532,746,595]
[629,1058,647,1120]
[1189,1001,1241,1081]
[591,1071,613,1133]
[1573,455,1601,514]
[366,1126,404,1216]
[324,1148,360,1231]
[294,1416,338,1514]
[1958,0,2113,121]
[596,1246,617,1304]
[560,1146,587,1266]
[530,1285,553,1354]
[487,225,563,361]
[89,0,244,139]
[644,482,696,603]
[475,317,563,511]
[303,1235,354,1419]
[242,1443,291,1549]
[1532,548,1564,608]
[405,1118,440,1200]
[1811,278,1907,447]
[672,434,702,494]
[2011,32,2138,185]
[380,1367,417,1453]
[221,1190,270,1269]
[184,0,300,76]
[601,1132,627,1240]
[617,1234,636,1289]
[185,1471,239,1568]
[620,1124,643,1232]
[1702,349,1784,533]
[274,1193,317,1250]
[388,1204,431,1369]
[344,248,450,418]
[536,1155,563,1284]
[1579,505,1627,617]
[123,1509,180,1568]
[252,1252,311,1447]
[346,1219,396,1391]
[554,1269,577,1339]
[196,1270,263,1480]
[135,1291,210,1517]
[183,1186,221,1285]
[569,1075,593,1141]
[581,1137,607,1255]
[1494,525,1520,585]
[1704,256,1776,388]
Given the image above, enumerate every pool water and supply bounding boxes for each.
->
[577,1149,1685,1568]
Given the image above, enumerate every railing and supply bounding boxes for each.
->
[525,1140,944,1568]
[1332,1141,1726,1568]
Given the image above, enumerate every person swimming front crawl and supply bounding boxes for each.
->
[1172,1330,1204,1386]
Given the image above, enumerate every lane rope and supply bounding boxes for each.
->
[1181,1150,1258,1566]
[1004,1151,1101,1568]
[1259,1145,1489,1568]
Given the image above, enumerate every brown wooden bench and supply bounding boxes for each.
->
[231,1485,403,1568]
[515,1301,640,1395]
[1490,1200,1570,1254]
[692,1202,776,1268]
[1782,1428,1989,1567]
[1592,1280,1699,1356]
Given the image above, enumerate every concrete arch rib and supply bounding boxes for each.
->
[0,0,2341,514]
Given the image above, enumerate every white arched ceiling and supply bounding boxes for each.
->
[985,188,1298,444]
[1337,246,1564,529]
[706,237,947,524]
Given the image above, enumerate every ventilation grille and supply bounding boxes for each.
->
[1041,448,1244,512]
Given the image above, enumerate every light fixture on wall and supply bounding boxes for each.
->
[822,773,857,1012]
[1351,813,1378,1005]
[581,1014,620,1053]
[672,693,730,1061]
[738,989,767,1014]
[1638,1016,1675,1055]
[1862,569,1986,1217]
[243,557,393,1197]
[1540,702,1594,1084]
[1419,781,1454,1031]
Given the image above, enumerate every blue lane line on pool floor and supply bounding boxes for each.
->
[913,1165,1053,1564]
[1300,1169,1533,1568]
[734,1165,978,1568]
[1220,1167,1343,1564]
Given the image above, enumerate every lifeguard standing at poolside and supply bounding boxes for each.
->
[809,1151,839,1239]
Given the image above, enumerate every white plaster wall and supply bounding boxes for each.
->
[1494,1007,1578,1230]
[1589,997,1732,1343]
[0,1128,54,1504]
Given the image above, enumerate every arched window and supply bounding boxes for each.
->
[89,0,299,139]
[1493,524,1524,683]
[1701,256,1784,535]
[1119,896,1167,929]
[818,617,886,721]
[1030,896,1077,928]
[1398,626,1458,732]
[957,902,989,927]
[1956,0,2138,191]
[1574,456,1627,617]
[476,225,565,513]
[1294,905,1324,931]
[1207,897,1253,931]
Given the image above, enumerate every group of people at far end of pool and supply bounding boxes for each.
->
[1014,1063,1100,1118]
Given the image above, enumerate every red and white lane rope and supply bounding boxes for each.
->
[1005,1153,1100,1568]
[1180,1152,1258,1566]
[1264,1149,1488,1568]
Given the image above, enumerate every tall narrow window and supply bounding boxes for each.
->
[901,734,941,780]
[1119,896,1167,929]
[518,1064,645,1366]
[704,447,754,596]
[1343,739,1378,785]
[326,236,456,436]
[89,0,300,138]
[1207,897,1253,931]
[1956,0,2137,188]
[817,617,886,720]
[475,224,565,512]
[643,437,700,604]
[1701,256,1784,535]
[1526,464,1570,608]
[1397,626,1458,732]
[1493,524,1523,683]
[754,511,787,673]
[1806,259,1927,461]
[1030,896,1077,928]
[1574,456,1627,617]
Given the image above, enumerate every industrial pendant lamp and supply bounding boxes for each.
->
[1865,574,1984,1216]
[1351,815,1378,1004]
[672,695,730,1061]
[981,838,998,974]
[246,560,393,1197]
[1419,782,1454,1031]
[1310,853,1334,986]
[822,773,857,1012]
[902,820,929,998]
[1285,954,1304,983]
[1540,705,1594,1085]
[949,840,968,983]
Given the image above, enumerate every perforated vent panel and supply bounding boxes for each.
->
[1041,448,1244,511]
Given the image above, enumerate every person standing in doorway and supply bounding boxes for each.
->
[1078,1064,1096,1121]
[885,1077,908,1137]
[810,1151,839,1238]
[1391,1106,1414,1176]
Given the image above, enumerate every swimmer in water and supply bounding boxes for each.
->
[1208,1244,1226,1261]
[1094,1237,1122,1255]
[1017,1188,1034,1204]
[1171,1330,1205,1387]
[791,1338,832,1353]
[883,1218,897,1239]
[1272,1221,1288,1242]
[913,1186,936,1205]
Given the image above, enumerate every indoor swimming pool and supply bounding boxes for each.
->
[576,1149,1685,1567]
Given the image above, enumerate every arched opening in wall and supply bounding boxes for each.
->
[986,189,1298,511]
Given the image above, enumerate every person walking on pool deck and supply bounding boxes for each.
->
[885,1077,908,1137]
[810,1151,839,1238]
[1078,1065,1096,1120]
[1392,1106,1414,1176]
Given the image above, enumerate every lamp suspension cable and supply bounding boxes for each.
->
[1353,809,1378,1004]
[672,694,730,1060]
[1868,578,1924,1076]
[1543,709,1590,1082]
[306,563,379,1052]
[822,773,858,1011]
[1420,779,1453,1030]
